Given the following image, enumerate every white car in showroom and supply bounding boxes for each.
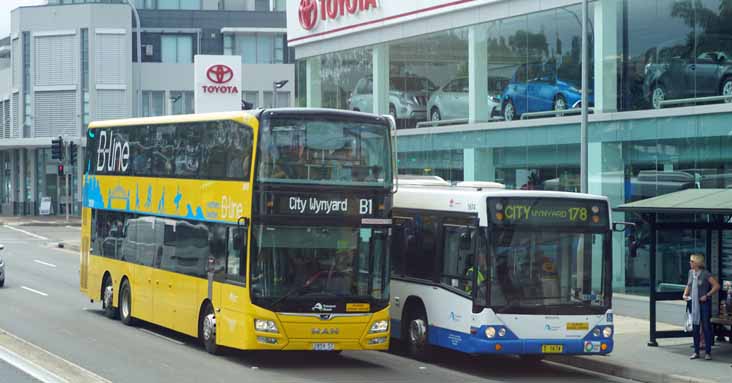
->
[427,76,507,121]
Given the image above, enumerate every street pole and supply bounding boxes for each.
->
[127,0,143,117]
[580,0,588,194]
[65,172,69,222]
[272,82,278,108]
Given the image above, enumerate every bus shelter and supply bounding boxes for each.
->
[616,189,732,346]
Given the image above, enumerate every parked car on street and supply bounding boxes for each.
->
[643,38,732,109]
[426,76,507,121]
[501,62,593,120]
[348,75,436,122]
[0,244,5,287]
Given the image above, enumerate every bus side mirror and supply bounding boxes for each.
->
[613,221,639,258]
[234,217,248,251]
[628,235,640,258]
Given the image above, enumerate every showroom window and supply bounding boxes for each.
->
[618,0,732,111]
[318,47,373,111]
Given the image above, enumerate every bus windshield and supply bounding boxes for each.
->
[256,115,392,187]
[476,229,609,314]
[250,225,389,306]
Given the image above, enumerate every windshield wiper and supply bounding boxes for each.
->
[270,283,312,311]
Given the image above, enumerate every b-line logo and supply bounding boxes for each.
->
[202,64,238,94]
[96,130,130,173]
[298,0,379,31]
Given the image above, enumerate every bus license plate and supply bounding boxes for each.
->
[312,343,335,351]
[541,345,563,354]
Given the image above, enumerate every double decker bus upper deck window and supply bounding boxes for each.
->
[87,120,253,181]
[256,115,392,187]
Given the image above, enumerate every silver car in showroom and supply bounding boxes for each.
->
[0,244,5,287]
[427,76,507,121]
[348,75,436,122]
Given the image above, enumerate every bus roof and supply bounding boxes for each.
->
[88,108,388,129]
[395,181,610,227]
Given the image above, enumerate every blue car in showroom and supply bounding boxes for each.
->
[501,63,593,120]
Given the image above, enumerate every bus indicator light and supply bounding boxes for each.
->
[495,212,504,221]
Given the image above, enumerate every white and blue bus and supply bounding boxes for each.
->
[389,176,614,359]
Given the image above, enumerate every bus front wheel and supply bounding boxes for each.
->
[102,276,118,319]
[406,309,432,361]
[119,279,136,326]
[200,303,220,355]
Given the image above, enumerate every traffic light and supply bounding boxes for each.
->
[51,136,64,160]
[57,163,64,176]
[68,141,77,164]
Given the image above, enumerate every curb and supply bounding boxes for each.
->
[547,355,719,383]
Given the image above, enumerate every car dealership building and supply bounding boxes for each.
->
[287,0,732,294]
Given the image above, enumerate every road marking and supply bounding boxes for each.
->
[2,225,48,240]
[34,260,57,268]
[0,327,112,383]
[21,286,49,297]
[139,329,185,345]
[65,226,80,230]
[0,344,69,383]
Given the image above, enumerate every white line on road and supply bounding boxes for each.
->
[34,260,57,268]
[139,328,185,345]
[65,226,80,230]
[21,286,49,297]
[0,344,69,383]
[2,225,48,240]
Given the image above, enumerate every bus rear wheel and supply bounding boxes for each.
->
[119,279,135,326]
[406,309,431,361]
[102,276,118,319]
[200,303,220,355]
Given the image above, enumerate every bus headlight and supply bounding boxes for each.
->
[369,320,389,333]
[592,328,602,337]
[254,319,279,333]
[497,328,507,337]
[602,327,613,338]
[485,327,496,338]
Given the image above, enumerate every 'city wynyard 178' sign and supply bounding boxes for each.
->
[299,0,379,31]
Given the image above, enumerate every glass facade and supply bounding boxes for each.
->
[297,0,732,294]
[161,35,193,64]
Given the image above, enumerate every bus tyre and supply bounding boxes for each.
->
[200,304,219,355]
[102,276,118,319]
[406,309,431,361]
[119,279,136,326]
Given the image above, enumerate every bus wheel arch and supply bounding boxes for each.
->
[198,300,219,355]
[101,272,118,319]
[402,296,431,361]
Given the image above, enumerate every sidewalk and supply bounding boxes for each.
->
[0,215,81,227]
[549,316,730,383]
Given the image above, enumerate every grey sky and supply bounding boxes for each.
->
[0,1,46,38]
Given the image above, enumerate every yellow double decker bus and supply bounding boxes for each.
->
[80,108,395,353]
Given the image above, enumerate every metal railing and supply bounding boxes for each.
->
[415,117,504,129]
[520,107,594,120]
[659,94,732,108]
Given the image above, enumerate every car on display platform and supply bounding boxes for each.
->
[349,75,436,122]
[426,76,507,121]
[643,42,732,109]
[0,244,5,287]
[501,63,592,121]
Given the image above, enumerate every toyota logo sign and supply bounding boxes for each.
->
[299,0,318,31]
[206,64,234,84]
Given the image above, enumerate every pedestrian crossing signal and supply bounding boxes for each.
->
[57,164,64,176]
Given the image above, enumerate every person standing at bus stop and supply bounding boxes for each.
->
[683,253,720,360]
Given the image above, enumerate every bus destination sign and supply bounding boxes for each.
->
[488,198,609,227]
[264,192,385,218]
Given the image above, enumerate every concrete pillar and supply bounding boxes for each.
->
[18,149,25,215]
[463,148,495,182]
[8,151,17,214]
[469,25,489,123]
[593,0,619,113]
[29,148,36,214]
[588,141,626,292]
[306,57,322,108]
[372,45,390,116]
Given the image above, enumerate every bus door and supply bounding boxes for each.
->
[80,208,92,295]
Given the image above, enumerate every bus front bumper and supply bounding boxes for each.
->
[460,336,614,356]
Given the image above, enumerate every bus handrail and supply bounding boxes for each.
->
[520,107,594,120]
[659,94,732,108]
